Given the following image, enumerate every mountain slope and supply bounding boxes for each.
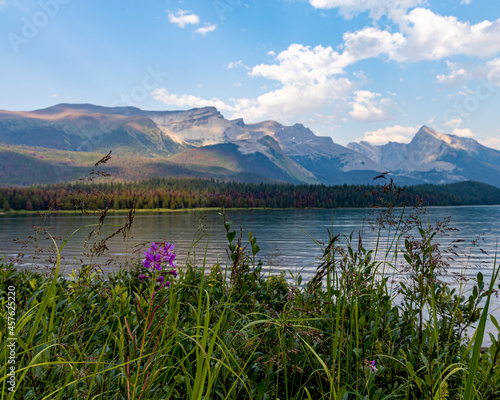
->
[0,105,187,157]
[348,126,500,187]
[141,105,386,184]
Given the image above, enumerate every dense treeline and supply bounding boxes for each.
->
[1,178,499,211]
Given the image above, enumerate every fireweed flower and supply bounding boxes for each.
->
[141,241,177,288]
[365,360,378,373]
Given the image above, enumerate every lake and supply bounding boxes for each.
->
[1,205,499,278]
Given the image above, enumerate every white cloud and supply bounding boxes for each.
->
[461,0,473,4]
[436,61,482,85]
[356,125,418,144]
[194,23,217,36]
[342,27,405,62]
[227,60,250,70]
[316,6,500,65]
[436,58,500,87]
[168,10,200,28]
[241,44,359,121]
[309,0,424,20]
[250,39,403,87]
[397,8,500,61]
[267,50,276,56]
[250,44,347,85]
[451,128,476,137]
[349,90,392,122]
[443,117,462,128]
[234,77,353,121]
[486,58,500,85]
[479,136,500,150]
[152,88,231,111]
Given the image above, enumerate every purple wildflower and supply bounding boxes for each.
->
[166,269,178,278]
[149,242,159,252]
[160,243,176,267]
[365,360,378,372]
[144,252,162,269]
[141,241,177,289]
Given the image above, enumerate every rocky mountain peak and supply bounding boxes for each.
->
[416,125,435,136]
[412,125,481,154]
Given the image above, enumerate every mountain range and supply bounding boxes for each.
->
[347,125,500,188]
[0,103,498,188]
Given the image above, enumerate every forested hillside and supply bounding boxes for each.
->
[1,179,499,212]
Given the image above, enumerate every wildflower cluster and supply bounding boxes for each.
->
[205,264,222,288]
[140,241,177,288]
[266,272,288,295]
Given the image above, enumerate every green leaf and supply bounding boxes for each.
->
[415,376,423,391]
[404,254,412,264]
[405,361,415,376]
[491,314,500,332]
[227,231,236,243]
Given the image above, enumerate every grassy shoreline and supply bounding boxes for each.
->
[2,203,499,217]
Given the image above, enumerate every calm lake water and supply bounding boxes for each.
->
[0,206,500,280]
[2,206,499,340]
[1,206,499,278]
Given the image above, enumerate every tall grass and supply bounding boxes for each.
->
[1,205,499,399]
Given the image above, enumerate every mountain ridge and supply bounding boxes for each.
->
[0,104,498,187]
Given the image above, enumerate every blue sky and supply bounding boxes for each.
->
[1,0,500,148]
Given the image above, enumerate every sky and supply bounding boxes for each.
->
[1,0,500,148]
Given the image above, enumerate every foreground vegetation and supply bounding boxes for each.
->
[2,178,500,212]
[1,201,499,399]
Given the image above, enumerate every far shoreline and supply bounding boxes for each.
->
[2,206,366,216]
[1,203,500,216]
